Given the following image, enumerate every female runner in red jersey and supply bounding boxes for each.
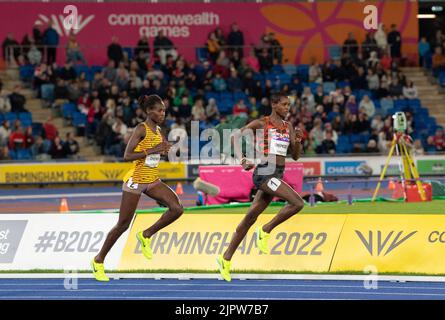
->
[217,93,304,281]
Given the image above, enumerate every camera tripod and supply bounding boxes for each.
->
[372,132,426,202]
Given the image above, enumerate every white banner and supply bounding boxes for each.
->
[0,214,127,270]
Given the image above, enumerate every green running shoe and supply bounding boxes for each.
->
[216,255,232,282]
[136,231,153,260]
[256,226,270,254]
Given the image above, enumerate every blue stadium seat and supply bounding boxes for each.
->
[309,82,320,94]
[233,91,248,103]
[123,47,134,61]
[336,135,352,153]
[297,65,309,82]
[271,65,284,74]
[205,91,219,102]
[328,45,342,60]
[394,99,408,109]
[283,64,297,76]
[16,148,31,160]
[90,65,104,75]
[337,81,350,89]
[18,112,32,128]
[74,64,89,77]
[219,99,234,114]
[19,65,34,82]
[72,112,87,127]
[322,82,336,94]
[380,98,394,115]
[4,112,17,126]
[408,98,421,110]
[8,149,17,160]
[196,48,209,62]
[31,122,43,136]
[62,103,77,119]
[220,91,233,101]
[41,84,55,102]
[277,73,291,85]
[350,134,362,144]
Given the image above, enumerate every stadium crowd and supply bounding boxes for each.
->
[1,22,444,160]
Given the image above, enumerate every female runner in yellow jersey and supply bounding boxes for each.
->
[91,94,183,281]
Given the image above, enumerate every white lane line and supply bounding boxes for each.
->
[0,283,444,291]
[0,289,445,296]
[0,296,353,300]
[0,192,122,200]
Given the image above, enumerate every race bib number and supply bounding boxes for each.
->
[126,177,139,190]
[144,154,161,168]
[267,177,281,191]
[269,129,290,156]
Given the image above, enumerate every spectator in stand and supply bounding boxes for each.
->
[50,136,66,159]
[427,128,444,152]
[359,95,375,118]
[310,118,324,153]
[214,51,230,77]
[301,86,315,113]
[206,98,220,124]
[2,33,20,63]
[387,24,402,60]
[27,40,42,66]
[232,99,249,118]
[115,68,129,92]
[245,49,260,73]
[380,53,392,70]
[214,27,226,47]
[345,95,358,115]
[267,33,283,63]
[66,33,86,65]
[177,96,192,123]
[42,21,59,65]
[227,69,242,92]
[0,121,11,149]
[227,23,244,58]
[403,80,418,100]
[43,116,58,141]
[32,21,43,55]
[258,97,271,116]
[413,139,425,156]
[320,130,336,154]
[24,126,34,149]
[9,85,28,113]
[103,60,117,83]
[8,120,25,151]
[366,68,380,93]
[212,72,227,92]
[432,46,445,74]
[107,36,123,67]
[153,30,178,65]
[433,30,445,49]
[134,34,150,61]
[418,37,431,67]
[362,31,378,60]
[191,98,206,121]
[0,84,11,114]
[351,66,367,90]
[343,32,359,59]
[58,61,77,81]
[357,112,370,133]
[31,135,50,160]
[258,48,272,73]
[374,23,388,54]
[63,132,80,158]
[388,77,403,98]
[366,139,380,153]
[309,58,322,83]
[207,32,221,63]
[323,122,338,144]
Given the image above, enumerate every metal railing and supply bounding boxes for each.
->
[2,42,392,68]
